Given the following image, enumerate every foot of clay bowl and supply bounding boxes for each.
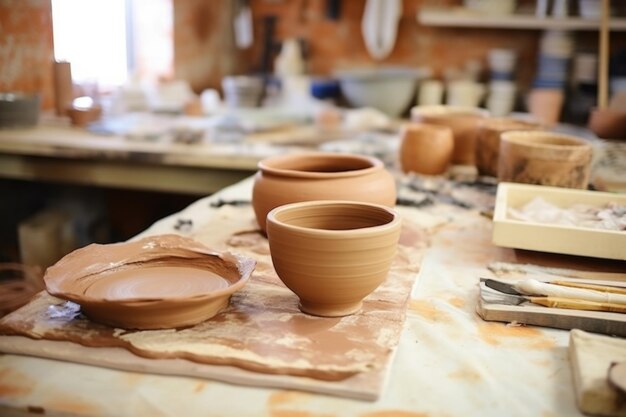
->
[299,300,363,317]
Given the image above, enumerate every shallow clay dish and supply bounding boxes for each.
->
[252,152,396,232]
[266,200,401,317]
[44,234,256,330]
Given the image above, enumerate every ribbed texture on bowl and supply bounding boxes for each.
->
[266,201,401,317]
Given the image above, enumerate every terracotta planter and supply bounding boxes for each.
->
[476,118,543,177]
[252,152,396,232]
[498,131,593,189]
[399,123,454,175]
[266,200,401,317]
[411,105,489,165]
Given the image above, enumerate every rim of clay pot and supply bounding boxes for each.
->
[258,152,383,179]
[267,200,400,237]
[481,117,542,132]
[410,105,490,118]
[44,235,256,305]
[500,131,591,150]
[402,122,453,135]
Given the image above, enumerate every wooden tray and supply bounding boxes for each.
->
[492,182,626,261]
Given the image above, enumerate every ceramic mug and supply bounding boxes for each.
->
[399,123,454,175]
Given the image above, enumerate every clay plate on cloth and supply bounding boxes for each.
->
[44,234,256,330]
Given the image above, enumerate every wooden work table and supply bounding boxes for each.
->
[1,174,625,417]
[0,118,320,195]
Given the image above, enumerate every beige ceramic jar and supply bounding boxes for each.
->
[411,105,489,166]
[266,200,401,317]
[252,152,396,232]
[399,123,454,175]
[498,131,593,189]
[475,118,543,177]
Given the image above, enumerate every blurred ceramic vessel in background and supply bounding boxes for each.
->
[252,152,396,232]
[587,107,626,139]
[266,200,401,317]
[527,88,565,126]
[336,67,429,117]
[0,93,40,128]
[399,123,454,175]
[411,105,489,166]
[498,131,593,189]
[476,118,543,177]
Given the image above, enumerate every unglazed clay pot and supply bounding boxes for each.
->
[410,105,489,165]
[266,200,401,317]
[44,234,256,330]
[498,131,593,189]
[252,152,396,232]
[399,123,454,175]
[588,107,626,139]
[475,118,543,177]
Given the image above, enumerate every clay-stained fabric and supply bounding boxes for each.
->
[0,206,427,382]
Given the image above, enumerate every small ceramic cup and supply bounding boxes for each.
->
[266,200,401,317]
[399,123,454,175]
[498,131,593,189]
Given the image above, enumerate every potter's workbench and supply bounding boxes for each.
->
[2,172,625,417]
[0,117,323,195]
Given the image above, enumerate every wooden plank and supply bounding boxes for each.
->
[569,329,626,417]
[0,154,253,195]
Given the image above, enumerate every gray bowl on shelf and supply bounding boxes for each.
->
[0,93,41,128]
[335,67,430,117]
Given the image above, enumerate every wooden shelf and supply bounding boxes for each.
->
[417,7,626,31]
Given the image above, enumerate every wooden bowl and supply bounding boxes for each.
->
[266,201,401,317]
[498,131,593,189]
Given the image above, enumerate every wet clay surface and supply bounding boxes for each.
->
[0,207,426,381]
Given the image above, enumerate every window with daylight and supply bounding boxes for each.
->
[51,0,173,92]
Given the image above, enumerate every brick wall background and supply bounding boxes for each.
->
[1,0,623,110]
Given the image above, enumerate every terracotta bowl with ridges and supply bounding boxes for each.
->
[266,200,401,317]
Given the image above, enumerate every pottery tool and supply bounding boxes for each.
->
[482,278,626,313]
[361,0,401,60]
[477,281,626,336]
